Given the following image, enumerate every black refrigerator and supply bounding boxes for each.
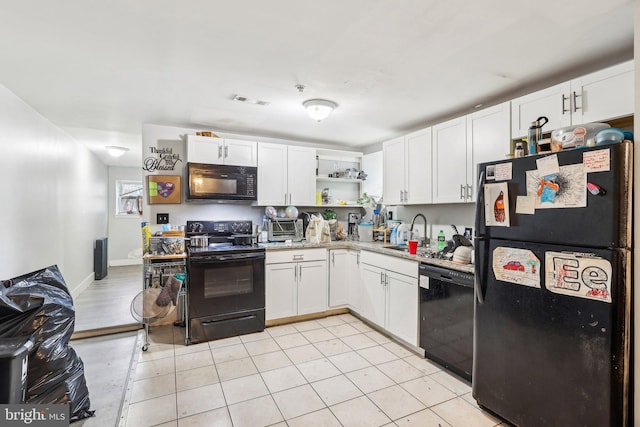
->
[473,141,632,427]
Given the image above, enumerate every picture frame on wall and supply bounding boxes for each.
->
[147,175,181,204]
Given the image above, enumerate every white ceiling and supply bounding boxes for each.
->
[0,0,634,167]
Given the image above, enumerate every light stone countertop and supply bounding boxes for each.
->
[260,240,475,274]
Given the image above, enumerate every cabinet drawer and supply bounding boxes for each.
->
[266,248,327,264]
[360,251,418,277]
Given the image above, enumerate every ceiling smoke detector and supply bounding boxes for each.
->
[232,95,270,106]
[303,99,338,122]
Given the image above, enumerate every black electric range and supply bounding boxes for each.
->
[185,220,265,345]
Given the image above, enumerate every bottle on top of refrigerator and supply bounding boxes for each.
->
[437,230,446,251]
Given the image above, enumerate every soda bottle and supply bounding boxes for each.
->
[437,230,446,251]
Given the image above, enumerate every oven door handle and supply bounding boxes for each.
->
[189,253,265,263]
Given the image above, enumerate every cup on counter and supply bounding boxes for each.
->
[408,240,419,255]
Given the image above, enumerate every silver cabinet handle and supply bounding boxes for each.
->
[460,185,465,200]
[299,264,302,281]
[284,193,288,205]
[403,190,408,202]
[400,190,403,202]
[573,91,581,112]
[294,263,297,281]
[224,145,229,158]
[331,252,335,265]
[293,254,304,261]
[561,93,569,114]
[380,271,384,285]
[466,184,472,200]
[218,144,223,159]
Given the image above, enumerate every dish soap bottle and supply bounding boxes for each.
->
[437,230,446,251]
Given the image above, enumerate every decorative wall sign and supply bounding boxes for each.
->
[147,175,181,204]
[143,146,183,172]
[545,251,612,303]
[492,247,541,288]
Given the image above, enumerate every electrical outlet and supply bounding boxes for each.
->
[157,213,169,224]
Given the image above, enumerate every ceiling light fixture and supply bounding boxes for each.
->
[303,99,338,122]
[106,146,129,157]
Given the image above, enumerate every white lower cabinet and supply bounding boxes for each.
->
[265,249,327,321]
[360,251,419,346]
[329,249,362,309]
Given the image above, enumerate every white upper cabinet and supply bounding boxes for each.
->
[257,143,315,206]
[186,135,257,166]
[432,117,468,203]
[570,60,634,125]
[466,102,511,202]
[382,129,432,205]
[382,136,405,205]
[511,60,634,138]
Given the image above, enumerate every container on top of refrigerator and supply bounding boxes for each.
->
[551,123,610,149]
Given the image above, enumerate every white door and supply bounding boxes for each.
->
[297,261,327,315]
[287,146,316,206]
[265,263,297,320]
[570,60,634,125]
[382,136,406,205]
[360,263,386,328]
[466,102,511,202]
[186,135,224,164]
[257,143,287,205]
[405,128,432,204]
[510,82,571,138]
[386,270,418,346]
[432,117,468,203]
[347,251,361,312]
[329,250,349,307]
[223,139,258,166]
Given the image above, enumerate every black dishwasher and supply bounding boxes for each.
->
[419,263,474,381]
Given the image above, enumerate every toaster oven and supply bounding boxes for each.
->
[267,219,303,242]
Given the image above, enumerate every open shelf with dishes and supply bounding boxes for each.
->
[315,148,364,207]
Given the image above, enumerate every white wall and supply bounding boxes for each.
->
[108,166,148,264]
[0,84,108,294]
[362,151,383,201]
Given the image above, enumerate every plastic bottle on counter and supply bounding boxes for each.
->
[437,230,446,251]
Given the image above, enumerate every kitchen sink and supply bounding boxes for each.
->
[383,245,408,252]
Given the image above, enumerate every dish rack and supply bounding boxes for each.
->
[132,254,186,351]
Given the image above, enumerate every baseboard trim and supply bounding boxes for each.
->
[70,272,94,300]
[110,259,142,267]
[71,323,142,340]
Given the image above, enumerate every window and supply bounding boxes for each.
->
[116,180,143,216]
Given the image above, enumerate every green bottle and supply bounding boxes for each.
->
[437,230,446,251]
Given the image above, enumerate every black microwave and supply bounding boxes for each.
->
[187,162,257,201]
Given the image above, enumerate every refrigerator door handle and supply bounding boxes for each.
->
[474,171,484,234]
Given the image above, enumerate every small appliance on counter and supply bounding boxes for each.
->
[347,212,361,238]
[267,218,303,242]
[298,211,322,238]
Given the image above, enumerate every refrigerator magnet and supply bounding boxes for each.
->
[492,247,541,288]
[484,182,510,227]
[544,252,612,303]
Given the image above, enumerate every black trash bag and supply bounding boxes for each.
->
[0,265,94,422]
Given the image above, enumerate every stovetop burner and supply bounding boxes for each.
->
[186,220,263,258]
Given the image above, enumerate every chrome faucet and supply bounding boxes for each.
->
[410,213,427,247]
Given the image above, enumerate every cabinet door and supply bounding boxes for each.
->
[186,135,224,164]
[432,117,468,203]
[329,250,349,307]
[382,136,406,205]
[386,270,418,346]
[570,60,634,125]
[224,139,258,166]
[360,263,386,328]
[466,102,511,202]
[287,146,316,206]
[405,128,432,204]
[298,261,327,315]
[510,82,572,138]
[257,143,287,205]
[265,263,297,320]
[347,251,362,312]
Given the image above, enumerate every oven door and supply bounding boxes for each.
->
[188,251,265,318]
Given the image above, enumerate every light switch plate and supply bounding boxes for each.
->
[157,213,169,224]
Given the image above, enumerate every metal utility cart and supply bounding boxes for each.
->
[133,253,186,351]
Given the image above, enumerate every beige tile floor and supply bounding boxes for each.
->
[122,314,506,427]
